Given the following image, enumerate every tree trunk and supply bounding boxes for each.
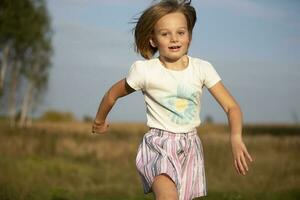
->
[0,43,11,96]
[19,80,34,127]
[8,59,21,127]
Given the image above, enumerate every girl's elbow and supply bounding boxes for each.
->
[226,104,242,115]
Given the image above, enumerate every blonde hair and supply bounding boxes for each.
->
[133,0,197,59]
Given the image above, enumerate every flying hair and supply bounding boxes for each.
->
[132,0,196,59]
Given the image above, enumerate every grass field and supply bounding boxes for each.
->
[0,121,299,200]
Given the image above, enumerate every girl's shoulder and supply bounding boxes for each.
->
[130,57,161,71]
[132,57,159,66]
[189,56,220,78]
[189,56,221,87]
[189,56,214,68]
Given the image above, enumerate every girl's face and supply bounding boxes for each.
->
[150,12,190,62]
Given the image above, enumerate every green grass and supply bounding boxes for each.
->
[0,122,299,199]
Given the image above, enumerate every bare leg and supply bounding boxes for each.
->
[152,174,178,200]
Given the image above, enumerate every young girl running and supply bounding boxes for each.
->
[92,0,253,199]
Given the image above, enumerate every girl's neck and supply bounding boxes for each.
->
[159,55,189,71]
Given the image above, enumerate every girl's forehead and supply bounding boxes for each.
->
[154,12,188,30]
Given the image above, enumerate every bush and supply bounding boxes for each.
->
[39,110,75,122]
[82,115,93,123]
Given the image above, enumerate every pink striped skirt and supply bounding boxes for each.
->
[136,128,207,200]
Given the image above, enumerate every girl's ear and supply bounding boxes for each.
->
[149,38,157,48]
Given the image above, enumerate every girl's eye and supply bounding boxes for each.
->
[178,31,185,35]
[161,33,168,36]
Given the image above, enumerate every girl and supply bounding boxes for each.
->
[92,0,253,199]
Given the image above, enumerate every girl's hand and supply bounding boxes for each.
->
[91,120,109,134]
[231,135,253,175]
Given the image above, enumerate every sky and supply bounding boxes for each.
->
[43,0,300,124]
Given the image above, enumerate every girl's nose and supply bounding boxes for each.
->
[170,34,178,42]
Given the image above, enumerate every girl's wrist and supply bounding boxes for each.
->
[230,134,242,141]
[93,119,105,125]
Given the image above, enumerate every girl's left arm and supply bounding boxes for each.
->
[208,81,253,176]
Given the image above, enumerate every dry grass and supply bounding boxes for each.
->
[0,121,299,200]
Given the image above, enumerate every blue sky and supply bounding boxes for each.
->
[43,0,300,124]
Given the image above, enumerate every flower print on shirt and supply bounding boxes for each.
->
[163,84,200,125]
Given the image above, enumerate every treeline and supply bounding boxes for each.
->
[0,0,52,127]
[243,124,300,136]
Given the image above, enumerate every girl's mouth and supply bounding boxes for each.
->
[168,45,181,51]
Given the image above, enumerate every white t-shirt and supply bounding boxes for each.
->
[126,56,221,133]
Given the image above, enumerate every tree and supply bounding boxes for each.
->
[204,114,214,124]
[19,39,52,127]
[0,0,53,127]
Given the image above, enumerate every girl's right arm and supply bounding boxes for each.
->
[92,78,135,134]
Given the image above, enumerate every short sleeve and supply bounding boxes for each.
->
[202,61,221,88]
[126,61,145,91]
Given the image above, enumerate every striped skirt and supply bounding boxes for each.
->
[136,128,207,200]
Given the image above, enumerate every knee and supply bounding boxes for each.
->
[152,174,178,200]
[155,193,178,200]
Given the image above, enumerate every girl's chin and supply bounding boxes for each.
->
[160,53,187,62]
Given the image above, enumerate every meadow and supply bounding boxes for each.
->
[0,121,299,200]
